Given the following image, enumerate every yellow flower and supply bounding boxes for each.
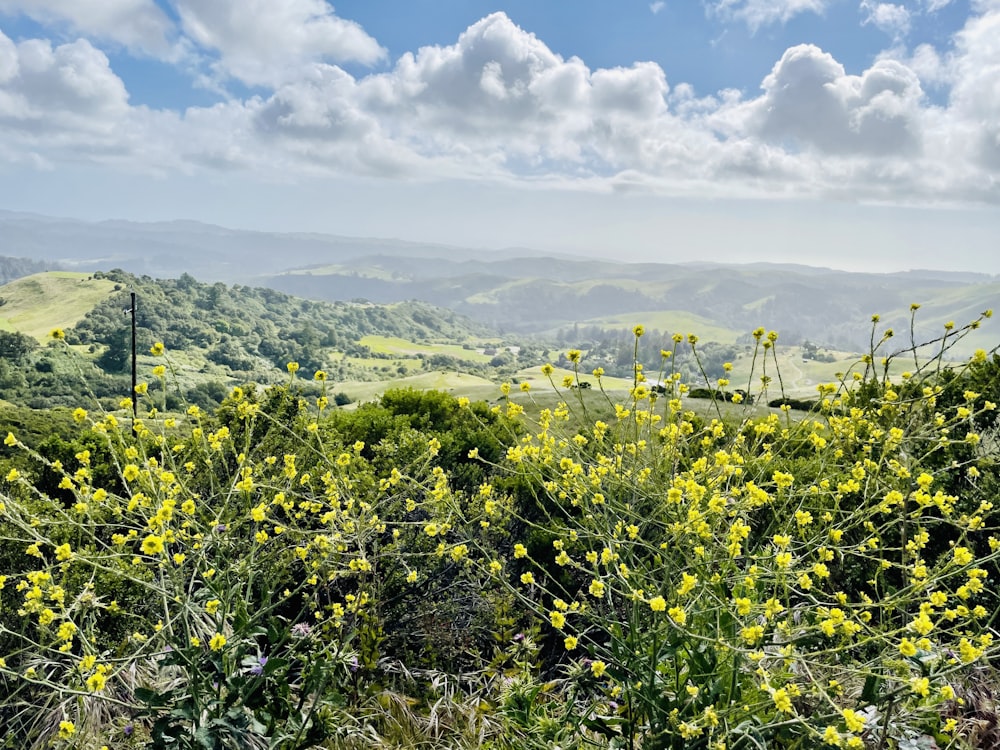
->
[141,534,164,555]
[550,610,566,629]
[541,363,554,376]
[513,543,527,559]
[911,677,930,697]
[741,625,764,644]
[209,632,227,651]
[668,606,687,626]
[86,671,107,692]
[314,370,327,381]
[649,596,667,612]
[54,543,72,561]
[909,613,934,636]
[633,325,645,337]
[520,572,535,585]
[287,361,299,373]
[899,638,917,657]
[590,660,607,677]
[564,635,578,650]
[772,688,793,714]
[677,572,698,596]
[205,599,221,615]
[50,328,65,340]
[842,708,865,733]
[150,341,165,355]
[58,721,75,739]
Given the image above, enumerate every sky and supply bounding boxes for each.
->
[0,0,999,273]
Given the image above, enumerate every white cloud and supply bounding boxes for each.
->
[944,5,1000,169]
[734,45,924,156]
[0,0,174,56]
[3,8,1000,208]
[925,0,955,11]
[0,27,16,83]
[860,2,911,38]
[707,0,830,31]
[894,42,951,87]
[174,0,385,87]
[650,2,666,13]
[0,31,130,136]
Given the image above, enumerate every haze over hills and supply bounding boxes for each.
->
[2,210,997,353]
[0,210,518,281]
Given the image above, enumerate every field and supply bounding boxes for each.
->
[337,369,498,403]
[570,309,743,345]
[358,335,499,363]
[0,273,119,341]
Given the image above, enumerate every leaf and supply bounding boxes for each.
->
[862,673,882,704]
[135,686,167,707]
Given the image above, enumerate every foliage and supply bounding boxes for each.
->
[70,270,489,375]
[1,308,999,749]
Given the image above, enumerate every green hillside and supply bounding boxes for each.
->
[0,270,501,411]
[259,259,999,354]
[0,272,118,341]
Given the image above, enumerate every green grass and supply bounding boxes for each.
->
[359,335,498,363]
[338,370,498,404]
[0,272,119,342]
[570,310,742,344]
[512,364,634,391]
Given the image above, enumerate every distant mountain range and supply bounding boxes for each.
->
[3,209,998,351]
[0,209,523,281]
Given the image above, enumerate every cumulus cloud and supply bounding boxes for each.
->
[707,0,831,31]
[733,45,924,156]
[0,0,174,56]
[2,8,1000,206]
[174,0,385,87]
[944,5,1000,169]
[0,30,130,137]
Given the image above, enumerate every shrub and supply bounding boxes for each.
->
[1,312,999,749]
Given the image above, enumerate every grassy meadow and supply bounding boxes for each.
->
[0,273,119,342]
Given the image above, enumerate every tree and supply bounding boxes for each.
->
[0,331,37,363]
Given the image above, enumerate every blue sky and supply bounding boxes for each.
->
[0,0,998,272]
